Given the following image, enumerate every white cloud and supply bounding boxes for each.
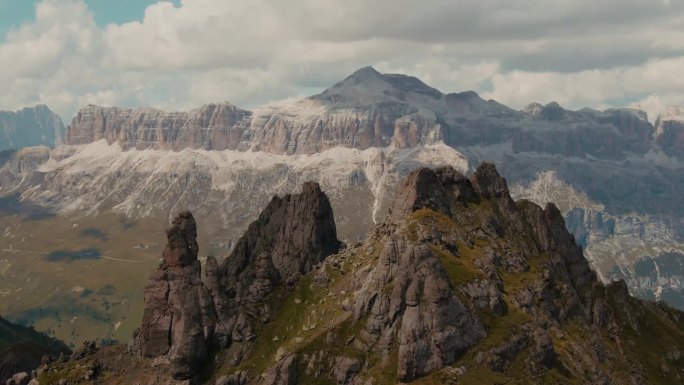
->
[482,56,684,121]
[0,0,684,123]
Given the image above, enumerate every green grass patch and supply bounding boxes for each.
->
[432,245,481,285]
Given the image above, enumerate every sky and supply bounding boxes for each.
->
[1,0,683,122]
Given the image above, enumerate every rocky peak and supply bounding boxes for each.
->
[222,181,340,281]
[390,162,518,221]
[31,163,684,385]
[162,211,199,268]
[390,166,477,219]
[521,101,566,120]
[344,66,384,83]
[540,102,566,121]
[137,211,216,380]
[522,102,544,116]
[470,162,511,199]
[207,181,341,345]
[312,66,443,105]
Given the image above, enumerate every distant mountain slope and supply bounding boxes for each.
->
[0,105,64,151]
[0,315,70,382]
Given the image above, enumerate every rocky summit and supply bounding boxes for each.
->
[208,181,341,349]
[133,211,216,380]
[27,163,684,385]
[129,182,341,381]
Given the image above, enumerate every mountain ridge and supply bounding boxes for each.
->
[27,163,684,385]
[62,66,671,160]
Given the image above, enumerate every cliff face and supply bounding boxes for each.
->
[35,163,684,385]
[514,104,654,158]
[64,67,660,159]
[208,181,341,348]
[66,103,252,151]
[0,105,64,151]
[135,211,216,380]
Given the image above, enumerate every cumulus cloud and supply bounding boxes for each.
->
[1,0,684,122]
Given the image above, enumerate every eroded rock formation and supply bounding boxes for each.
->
[208,181,341,346]
[138,211,217,380]
[136,182,341,380]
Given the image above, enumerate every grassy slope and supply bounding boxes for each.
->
[0,211,166,346]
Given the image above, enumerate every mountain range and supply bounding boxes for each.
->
[16,163,684,385]
[0,67,682,348]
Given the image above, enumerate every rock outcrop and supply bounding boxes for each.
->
[133,183,341,380]
[0,105,64,151]
[137,211,217,380]
[208,181,341,346]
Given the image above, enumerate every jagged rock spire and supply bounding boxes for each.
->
[208,181,341,346]
[138,211,217,380]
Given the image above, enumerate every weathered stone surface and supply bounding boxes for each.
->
[261,355,297,385]
[655,106,684,158]
[390,166,476,219]
[66,103,252,150]
[215,371,248,385]
[331,356,361,385]
[138,211,217,380]
[475,324,555,373]
[353,229,485,382]
[208,182,341,346]
[518,200,597,317]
